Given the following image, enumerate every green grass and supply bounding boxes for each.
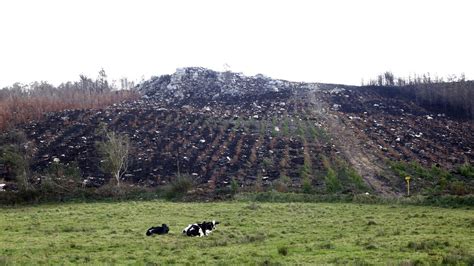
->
[1,201,473,265]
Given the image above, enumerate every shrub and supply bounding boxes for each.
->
[254,174,263,192]
[325,168,341,193]
[458,163,474,178]
[165,174,193,200]
[230,177,239,195]
[274,174,290,192]
[302,177,312,194]
[0,131,32,191]
[39,161,83,200]
[346,168,366,191]
[449,181,469,196]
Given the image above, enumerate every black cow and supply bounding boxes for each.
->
[146,224,169,236]
[182,220,220,237]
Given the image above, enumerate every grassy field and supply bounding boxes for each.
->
[1,201,473,265]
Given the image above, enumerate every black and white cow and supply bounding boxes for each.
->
[146,224,169,236]
[182,220,219,237]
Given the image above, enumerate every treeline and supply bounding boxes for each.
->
[363,71,466,87]
[363,72,473,119]
[0,69,139,131]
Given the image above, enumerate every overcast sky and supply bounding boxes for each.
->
[0,0,473,88]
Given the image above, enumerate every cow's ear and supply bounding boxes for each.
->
[215,221,220,224]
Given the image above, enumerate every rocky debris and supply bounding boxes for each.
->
[322,86,474,168]
[138,67,308,106]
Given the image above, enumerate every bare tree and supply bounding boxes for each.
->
[383,71,395,86]
[96,130,130,186]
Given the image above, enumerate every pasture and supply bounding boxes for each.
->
[1,201,473,265]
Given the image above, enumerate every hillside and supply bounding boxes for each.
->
[1,67,473,197]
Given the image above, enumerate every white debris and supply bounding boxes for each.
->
[53,158,60,163]
[199,139,206,143]
[329,87,346,94]
[274,126,280,132]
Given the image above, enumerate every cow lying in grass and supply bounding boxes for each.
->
[182,220,219,237]
[146,224,169,236]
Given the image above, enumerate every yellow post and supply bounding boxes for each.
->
[405,176,411,196]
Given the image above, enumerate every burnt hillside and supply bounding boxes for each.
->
[1,68,473,196]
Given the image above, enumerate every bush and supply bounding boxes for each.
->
[0,131,33,191]
[325,168,341,193]
[458,163,474,178]
[273,174,290,193]
[165,174,193,200]
[302,177,312,194]
[449,181,470,195]
[230,177,239,195]
[32,161,83,202]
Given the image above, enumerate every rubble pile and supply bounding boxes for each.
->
[138,67,313,106]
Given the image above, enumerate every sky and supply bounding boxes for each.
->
[0,0,473,88]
